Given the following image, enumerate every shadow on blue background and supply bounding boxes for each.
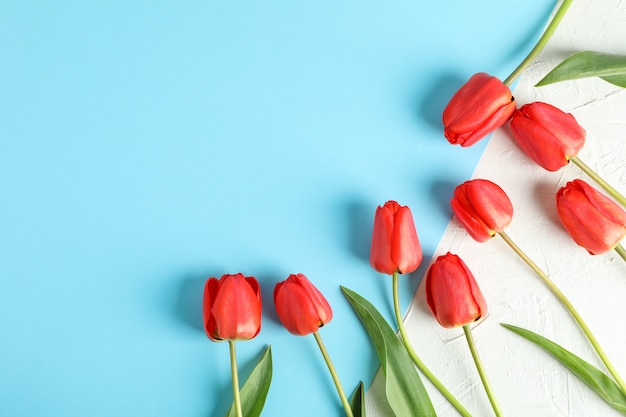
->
[430,180,461,220]
[416,73,467,132]
[344,200,374,264]
[176,275,207,332]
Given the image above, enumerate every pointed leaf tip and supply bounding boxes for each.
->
[342,286,436,417]
[224,345,273,417]
[350,381,366,417]
[502,324,626,415]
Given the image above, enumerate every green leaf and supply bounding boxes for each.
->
[224,345,273,417]
[602,74,626,87]
[350,381,366,417]
[341,286,436,417]
[536,51,626,87]
[502,324,626,415]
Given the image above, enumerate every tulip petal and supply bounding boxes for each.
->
[425,254,486,328]
[525,104,585,157]
[510,117,571,171]
[203,277,220,340]
[557,180,626,254]
[370,202,400,274]
[511,102,586,171]
[557,190,606,253]
[391,206,423,274]
[443,73,515,147]
[451,185,494,242]
[457,255,488,317]
[210,274,262,341]
[578,181,626,226]
[275,284,320,336]
[444,74,503,131]
[466,180,513,232]
[456,98,516,147]
[273,274,333,336]
[293,274,333,325]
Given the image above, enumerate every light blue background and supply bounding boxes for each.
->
[1,1,553,416]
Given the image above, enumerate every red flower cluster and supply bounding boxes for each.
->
[202,272,334,341]
[444,73,625,257]
[443,73,589,175]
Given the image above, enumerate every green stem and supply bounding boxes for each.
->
[503,0,574,86]
[463,326,505,417]
[313,331,354,417]
[392,272,474,417]
[615,243,626,263]
[570,156,626,208]
[229,340,243,417]
[498,231,626,395]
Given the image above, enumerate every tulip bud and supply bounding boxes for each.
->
[510,102,586,171]
[556,179,626,255]
[425,253,488,328]
[370,200,423,275]
[203,273,262,342]
[451,179,514,242]
[443,72,516,147]
[274,273,333,336]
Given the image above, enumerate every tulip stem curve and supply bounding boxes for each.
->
[313,331,354,417]
[462,325,504,417]
[392,272,474,417]
[498,231,626,395]
[569,156,626,208]
[228,340,244,417]
[503,0,574,86]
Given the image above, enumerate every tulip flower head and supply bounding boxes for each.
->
[425,253,488,328]
[443,72,516,147]
[510,102,586,172]
[274,273,333,336]
[451,179,514,242]
[203,273,262,342]
[556,179,626,255]
[370,200,423,275]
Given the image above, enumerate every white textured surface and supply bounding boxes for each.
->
[367,1,626,416]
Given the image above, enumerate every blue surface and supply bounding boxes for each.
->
[1,1,554,416]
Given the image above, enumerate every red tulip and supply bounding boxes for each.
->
[425,253,488,328]
[274,273,333,336]
[203,273,262,342]
[556,179,626,255]
[451,179,514,242]
[510,102,586,171]
[370,200,423,275]
[443,72,516,147]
